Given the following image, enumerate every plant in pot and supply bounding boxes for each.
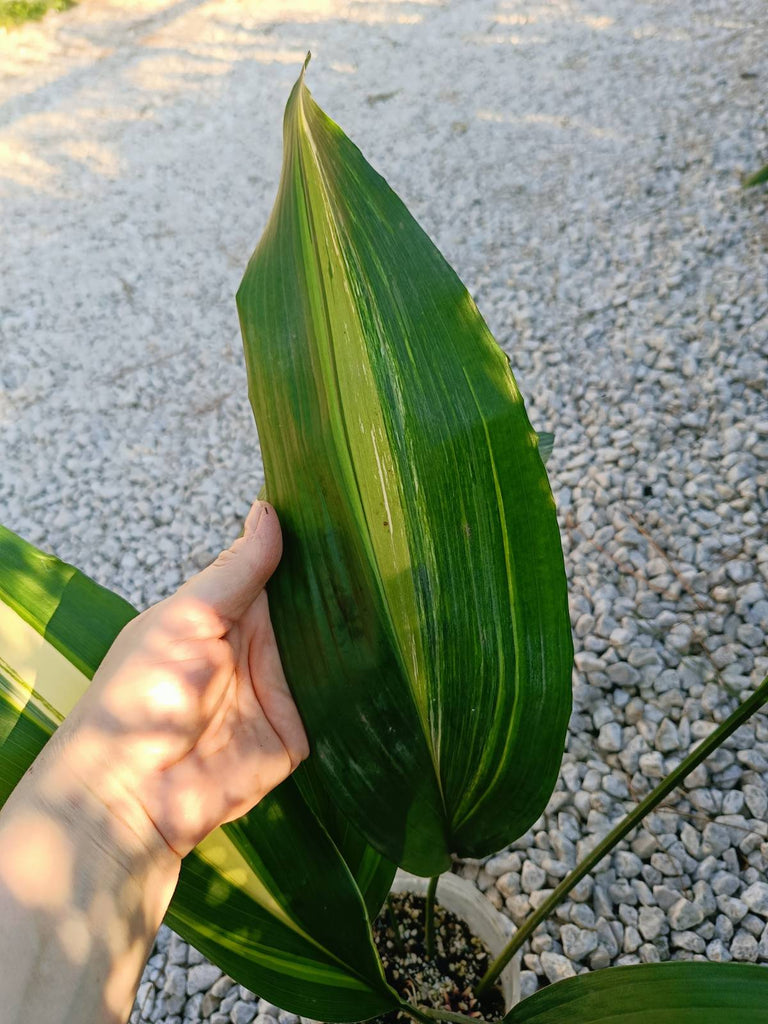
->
[1,58,768,1024]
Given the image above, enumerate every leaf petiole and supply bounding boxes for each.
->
[425,875,439,958]
[400,1000,486,1024]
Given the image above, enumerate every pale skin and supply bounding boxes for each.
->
[0,500,309,1024]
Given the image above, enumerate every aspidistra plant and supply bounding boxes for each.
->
[3,58,767,1024]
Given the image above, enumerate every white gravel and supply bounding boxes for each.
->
[1,0,767,1018]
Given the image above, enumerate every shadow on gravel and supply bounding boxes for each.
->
[0,0,439,192]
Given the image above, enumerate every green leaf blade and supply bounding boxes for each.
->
[0,524,136,681]
[294,761,397,921]
[503,962,768,1023]
[238,68,573,874]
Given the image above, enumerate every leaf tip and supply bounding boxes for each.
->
[284,51,312,131]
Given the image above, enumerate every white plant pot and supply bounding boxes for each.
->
[389,869,521,1012]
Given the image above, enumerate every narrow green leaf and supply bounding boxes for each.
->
[744,162,768,187]
[0,526,396,1020]
[503,962,768,1023]
[238,63,573,875]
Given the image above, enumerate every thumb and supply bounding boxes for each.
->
[181,500,282,624]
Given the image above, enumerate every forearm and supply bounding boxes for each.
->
[0,739,180,1024]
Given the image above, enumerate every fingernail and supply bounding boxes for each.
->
[244,501,265,536]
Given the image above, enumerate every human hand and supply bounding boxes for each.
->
[0,500,308,1024]
[46,499,309,860]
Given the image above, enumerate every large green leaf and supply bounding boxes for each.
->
[238,59,573,875]
[503,962,768,1022]
[0,525,397,1020]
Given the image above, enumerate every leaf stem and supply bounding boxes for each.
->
[425,875,439,958]
[387,893,406,956]
[400,1001,484,1024]
[475,673,768,997]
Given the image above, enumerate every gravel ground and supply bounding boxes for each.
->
[2,0,767,1018]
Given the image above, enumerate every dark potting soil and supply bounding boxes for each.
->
[370,891,506,1023]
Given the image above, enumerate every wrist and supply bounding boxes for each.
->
[0,732,182,1024]
[18,724,182,881]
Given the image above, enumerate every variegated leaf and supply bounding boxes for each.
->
[238,60,573,875]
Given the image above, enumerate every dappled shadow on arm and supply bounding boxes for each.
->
[0,766,178,1024]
